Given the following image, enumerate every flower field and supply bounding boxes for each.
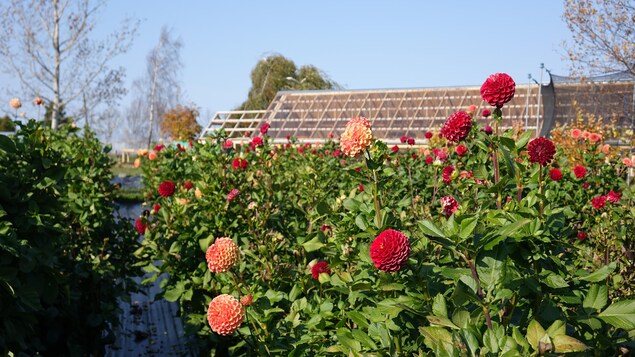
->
[132,74,635,356]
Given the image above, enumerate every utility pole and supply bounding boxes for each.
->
[535,63,544,136]
[525,74,532,132]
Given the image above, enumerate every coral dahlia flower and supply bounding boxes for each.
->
[480,73,516,108]
[207,294,244,335]
[369,229,410,273]
[222,139,233,149]
[570,129,582,139]
[440,111,473,142]
[588,133,602,143]
[573,165,587,179]
[240,295,253,306]
[311,261,331,280]
[33,97,44,106]
[206,237,240,273]
[158,181,176,197]
[9,98,21,109]
[527,137,556,166]
[340,117,373,157]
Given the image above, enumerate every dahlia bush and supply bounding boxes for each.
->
[135,74,635,356]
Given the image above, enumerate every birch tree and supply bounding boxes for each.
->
[0,0,137,129]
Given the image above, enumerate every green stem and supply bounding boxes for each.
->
[372,168,382,227]
[539,166,544,218]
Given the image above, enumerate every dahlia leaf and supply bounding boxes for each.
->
[432,294,448,318]
[583,284,608,311]
[578,262,616,282]
[302,236,325,252]
[552,335,588,353]
[598,300,635,330]
[526,319,546,351]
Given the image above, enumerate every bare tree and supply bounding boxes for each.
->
[125,26,183,149]
[0,0,138,129]
[563,0,635,76]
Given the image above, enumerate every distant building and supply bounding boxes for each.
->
[202,71,635,142]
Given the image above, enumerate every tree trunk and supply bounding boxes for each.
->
[52,0,61,129]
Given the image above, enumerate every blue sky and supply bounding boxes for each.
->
[4,1,572,123]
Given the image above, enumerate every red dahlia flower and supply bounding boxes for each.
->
[400,135,408,143]
[442,165,455,184]
[527,137,556,166]
[251,136,263,147]
[207,294,244,335]
[206,237,240,273]
[574,165,587,179]
[222,139,233,149]
[425,155,434,164]
[369,229,410,273]
[260,122,270,135]
[154,143,165,152]
[183,180,193,190]
[549,168,563,181]
[441,111,473,142]
[407,137,415,145]
[455,144,467,156]
[227,189,240,202]
[158,181,176,197]
[480,73,516,108]
[577,231,587,241]
[425,131,433,139]
[441,195,459,217]
[607,191,621,203]
[359,184,364,192]
[391,145,399,153]
[591,195,607,209]
[134,217,147,235]
[153,203,161,212]
[481,109,492,118]
[311,261,331,280]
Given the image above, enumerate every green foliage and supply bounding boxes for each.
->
[136,117,634,355]
[238,54,339,110]
[0,120,139,356]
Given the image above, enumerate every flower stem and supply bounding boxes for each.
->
[539,166,544,218]
[372,168,382,227]
[459,252,492,329]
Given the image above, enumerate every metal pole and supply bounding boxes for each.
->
[536,63,544,137]
[525,74,532,131]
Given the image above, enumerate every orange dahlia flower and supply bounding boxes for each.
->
[207,294,244,335]
[206,237,239,273]
[340,117,373,157]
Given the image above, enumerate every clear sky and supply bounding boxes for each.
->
[3,1,572,127]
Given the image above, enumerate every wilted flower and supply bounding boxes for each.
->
[440,111,472,142]
[549,168,563,181]
[311,261,331,280]
[527,137,556,166]
[340,117,373,157]
[441,195,459,217]
[247,201,257,210]
[158,181,176,197]
[207,294,244,335]
[206,237,240,273]
[574,165,587,179]
[480,73,516,108]
[369,229,410,273]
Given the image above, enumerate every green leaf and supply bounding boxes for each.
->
[515,131,533,151]
[451,309,470,329]
[578,262,616,282]
[419,326,455,356]
[500,145,516,177]
[418,220,447,238]
[483,328,500,354]
[545,320,566,337]
[302,236,324,252]
[351,329,378,350]
[355,214,367,231]
[458,216,478,240]
[432,294,448,318]
[583,284,608,311]
[0,135,16,153]
[347,311,369,329]
[552,335,588,353]
[496,218,531,238]
[598,300,635,330]
[526,319,546,351]
[541,271,569,289]
[199,236,214,252]
[316,201,330,215]
[426,316,458,330]
[164,286,183,302]
[336,328,361,353]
